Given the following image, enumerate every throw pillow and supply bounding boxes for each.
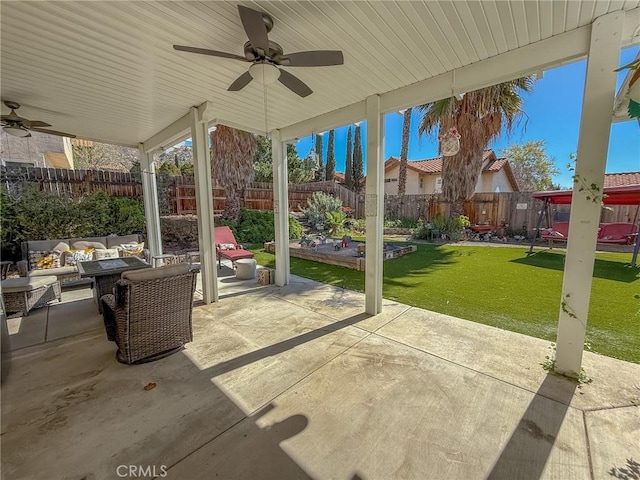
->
[94,248,120,260]
[29,250,62,270]
[119,242,145,257]
[219,243,236,251]
[64,248,95,266]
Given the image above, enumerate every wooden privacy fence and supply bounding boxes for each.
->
[174,177,359,215]
[4,166,636,227]
[383,192,640,232]
[1,166,143,197]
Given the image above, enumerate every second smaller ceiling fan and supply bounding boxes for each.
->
[1,101,76,138]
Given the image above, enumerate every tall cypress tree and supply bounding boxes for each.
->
[314,133,324,181]
[326,130,335,182]
[352,125,364,193]
[345,127,353,190]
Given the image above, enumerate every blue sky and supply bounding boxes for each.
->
[295,45,640,189]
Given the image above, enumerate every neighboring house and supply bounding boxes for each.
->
[383,150,519,195]
[604,172,640,187]
[333,172,346,184]
[0,130,74,169]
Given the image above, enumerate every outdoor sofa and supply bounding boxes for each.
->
[17,234,146,285]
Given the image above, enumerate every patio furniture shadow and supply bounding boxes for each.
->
[487,374,577,480]
[512,251,639,283]
[202,312,371,378]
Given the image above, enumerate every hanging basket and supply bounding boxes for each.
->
[439,127,461,157]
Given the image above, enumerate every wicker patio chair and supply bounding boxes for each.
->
[100,263,197,364]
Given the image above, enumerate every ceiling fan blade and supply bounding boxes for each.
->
[28,120,52,128]
[173,45,249,62]
[238,5,269,53]
[30,127,76,138]
[278,69,312,97]
[280,51,344,67]
[227,71,253,91]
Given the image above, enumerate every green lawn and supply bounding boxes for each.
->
[252,243,640,364]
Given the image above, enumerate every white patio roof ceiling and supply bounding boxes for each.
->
[2,1,639,149]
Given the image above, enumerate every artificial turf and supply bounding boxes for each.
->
[252,243,640,364]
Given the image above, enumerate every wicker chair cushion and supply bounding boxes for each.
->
[2,275,58,292]
[121,263,189,282]
[28,266,77,277]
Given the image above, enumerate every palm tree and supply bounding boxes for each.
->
[210,125,257,223]
[417,77,534,217]
[398,108,412,196]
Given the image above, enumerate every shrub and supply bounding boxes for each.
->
[413,215,470,242]
[289,216,305,239]
[351,218,366,232]
[223,209,304,244]
[324,211,346,235]
[301,191,343,226]
[384,218,418,229]
[0,183,145,260]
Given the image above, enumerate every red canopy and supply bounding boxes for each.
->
[532,185,640,205]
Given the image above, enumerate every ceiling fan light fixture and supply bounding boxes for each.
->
[4,125,30,137]
[249,63,280,84]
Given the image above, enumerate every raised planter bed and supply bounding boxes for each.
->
[264,240,417,271]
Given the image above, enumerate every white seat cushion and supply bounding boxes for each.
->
[2,275,58,292]
[28,266,78,277]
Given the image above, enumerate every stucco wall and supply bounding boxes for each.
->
[385,163,514,194]
[384,164,422,195]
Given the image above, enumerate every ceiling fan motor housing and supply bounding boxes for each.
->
[244,40,283,62]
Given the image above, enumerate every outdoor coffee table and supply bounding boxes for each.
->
[78,257,150,312]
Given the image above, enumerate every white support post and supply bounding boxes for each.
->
[555,12,624,377]
[272,130,290,286]
[190,103,218,304]
[138,145,162,259]
[364,95,384,315]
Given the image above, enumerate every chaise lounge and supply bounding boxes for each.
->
[214,226,255,269]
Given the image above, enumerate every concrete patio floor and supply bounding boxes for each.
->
[1,266,639,480]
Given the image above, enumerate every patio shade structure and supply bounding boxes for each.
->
[528,185,640,265]
[532,185,640,206]
[2,1,640,377]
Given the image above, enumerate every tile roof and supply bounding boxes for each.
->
[385,150,497,175]
[604,172,640,188]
